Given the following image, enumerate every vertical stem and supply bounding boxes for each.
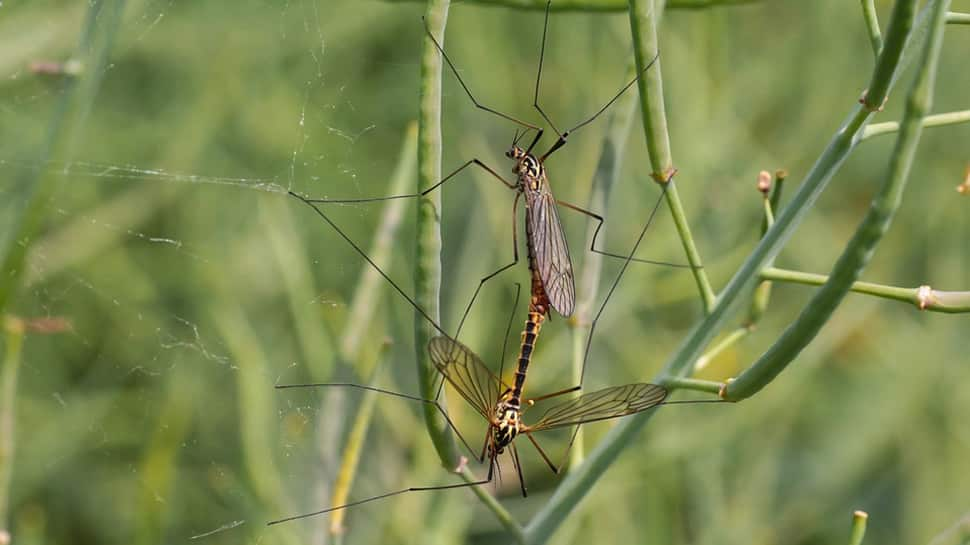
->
[0,320,25,535]
[627,0,716,312]
[415,0,458,470]
[848,511,869,545]
[861,0,884,56]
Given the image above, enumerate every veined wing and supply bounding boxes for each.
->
[526,188,575,316]
[428,336,509,421]
[526,383,668,432]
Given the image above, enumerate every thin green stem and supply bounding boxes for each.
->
[659,376,724,395]
[848,511,869,545]
[0,320,25,533]
[628,0,716,312]
[861,109,970,140]
[761,267,970,313]
[863,0,919,111]
[726,0,950,401]
[384,0,760,11]
[460,467,526,544]
[524,2,926,540]
[946,11,970,24]
[861,0,884,56]
[416,0,458,469]
[0,0,126,315]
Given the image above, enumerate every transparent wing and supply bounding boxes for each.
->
[428,336,509,421]
[527,188,575,316]
[527,383,668,432]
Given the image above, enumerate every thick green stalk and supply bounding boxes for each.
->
[384,0,759,12]
[415,0,458,468]
[523,2,924,542]
[861,109,970,140]
[659,376,724,395]
[726,0,950,401]
[0,0,126,315]
[861,0,883,56]
[628,0,716,312]
[761,267,970,313]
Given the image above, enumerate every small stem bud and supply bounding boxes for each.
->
[916,285,936,310]
[958,164,970,194]
[757,170,773,195]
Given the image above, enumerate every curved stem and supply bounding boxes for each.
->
[384,0,761,12]
[861,109,970,140]
[523,1,928,541]
[861,0,884,56]
[726,0,950,401]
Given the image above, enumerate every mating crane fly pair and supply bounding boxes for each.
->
[272,0,713,526]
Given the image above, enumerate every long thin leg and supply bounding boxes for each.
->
[267,462,494,525]
[526,385,581,405]
[554,198,694,269]
[289,192,447,337]
[509,443,528,498]
[422,18,540,132]
[276,383,476,460]
[540,52,661,162]
[532,0,562,138]
[525,432,559,475]
[455,191,523,340]
[304,158,516,204]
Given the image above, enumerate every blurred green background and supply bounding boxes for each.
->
[1,0,968,544]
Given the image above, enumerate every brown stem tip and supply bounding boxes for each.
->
[958,164,970,194]
[757,170,773,194]
[651,167,678,185]
[853,510,869,519]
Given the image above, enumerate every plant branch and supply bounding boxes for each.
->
[946,11,970,24]
[861,0,884,56]
[0,319,25,534]
[761,267,970,313]
[628,0,716,312]
[524,1,928,541]
[861,109,970,140]
[660,376,725,395]
[726,0,950,401]
[384,0,761,12]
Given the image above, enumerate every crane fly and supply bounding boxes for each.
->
[295,0,686,319]
[268,334,673,526]
[271,183,721,526]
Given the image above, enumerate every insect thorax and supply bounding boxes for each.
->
[491,401,521,452]
[514,155,545,192]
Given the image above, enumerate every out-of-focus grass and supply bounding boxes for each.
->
[0,1,968,545]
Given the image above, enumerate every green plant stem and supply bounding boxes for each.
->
[0,0,126,315]
[417,1,523,536]
[524,2,925,541]
[659,376,724,395]
[726,0,950,401]
[861,109,970,140]
[947,11,970,24]
[861,0,884,56]
[628,0,716,312]
[0,320,25,533]
[416,0,458,469]
[848,511,869,545]
[863,0,919,111]
[761,267,970,313]
[384,0,759,11]
[570,64,640,468]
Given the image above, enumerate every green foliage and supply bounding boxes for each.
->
[0,1,968,545]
